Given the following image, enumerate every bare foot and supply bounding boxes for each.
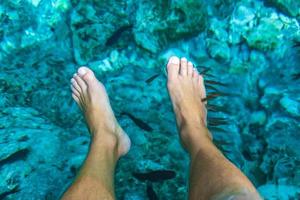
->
[166,56,212,152]
[70,67,130,157]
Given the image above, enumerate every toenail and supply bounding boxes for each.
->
[78,68,87,76]
[71,78,75,83]
[170,56,179,64]
[188,61,193,66]
[181,57,187,62]
[73,73,77,77]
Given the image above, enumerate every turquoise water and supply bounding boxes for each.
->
[0,0,300,199]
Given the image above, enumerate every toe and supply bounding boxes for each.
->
[72,93,80,104]
[193,67,199,79]
[180,57,188,76]
[199,75,206,99]
[77,66,97,85]
[74,73,87,93]
[71,78,81,93]
[167,56,180,80]
[71,85,80,98]
[187,61,194,77]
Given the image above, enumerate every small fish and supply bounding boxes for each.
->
[208,118,229,126]
[121,112,153,132]
[206,104,232,114]
[202,92,239,102]
[292,73,300,80]
[105,25,133,46]
[209,126,227,133]
[201,93,221,102]
[146,74,160,84]
[199,67,210,75]
[292,42,300,48]
[0,186,19,200]
[205,80,228,87]
[147,184,159,200]
[132,170,176,182]
[205,84,219,91]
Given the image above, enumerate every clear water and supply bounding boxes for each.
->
[0,0,300,199]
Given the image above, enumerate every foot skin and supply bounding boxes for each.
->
[70,67,130,158]
[166,56,212,152]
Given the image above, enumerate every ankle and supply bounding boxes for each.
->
[92,133,118,153]
[180,124,213,156]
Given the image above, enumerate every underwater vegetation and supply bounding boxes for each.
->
[0,0,300,199]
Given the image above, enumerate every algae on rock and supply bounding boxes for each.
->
[266,0,300,17]
[134,0,207,53]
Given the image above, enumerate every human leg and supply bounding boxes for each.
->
[166,56,261,200]
[61,67,130,200]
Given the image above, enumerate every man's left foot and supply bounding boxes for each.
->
[70,67,130,158]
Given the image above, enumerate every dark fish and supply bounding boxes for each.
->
[209,117,228,121]
[146,74,160,84]
[202,92,239,102]
[147,184,159,200]
[208,117,229,126]
[199,68,210,75]
[121,112,153,132]
[205,84,219,91]
[208,122,228,127]
[195,65,208,69]
[105,25,133,46]
[132,170,176,182]
[204,73,217,78]
[0,186,19,200]
[205,80,228,87]
[196,66,217,78]
[209,126,227,133]
[292,42,300,48]
[292,73,300,80]
[201,93,221,102]
[206,104,232,114]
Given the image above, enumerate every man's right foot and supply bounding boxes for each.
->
[166,56,212,153]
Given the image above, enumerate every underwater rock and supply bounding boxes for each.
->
[123,192,145,200]
[260,86,281,110]
[231,5,256,26]
[0,107,78,199]
[206,39,230,62]
[244,19,282,51]
[280,96,300,117]
[273,157,296,180]
[258,184,300,200]
[266,0,300,17]
[208,18,228,42]
[134,0,207,53]
[0,170,20,200]
[70,1,131,64]
[250,111,267,125]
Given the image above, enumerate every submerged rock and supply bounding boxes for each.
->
[0,107,86,199]
[134,0,207,53]
[232,5,256,26]
[266,0,300,17]
[280,96,300,117]
[244,19,282,51]
[206,39,231,62]
[258,184,300,200]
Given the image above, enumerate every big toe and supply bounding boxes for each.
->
[167,56,180,80]
[77,66,97,84]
